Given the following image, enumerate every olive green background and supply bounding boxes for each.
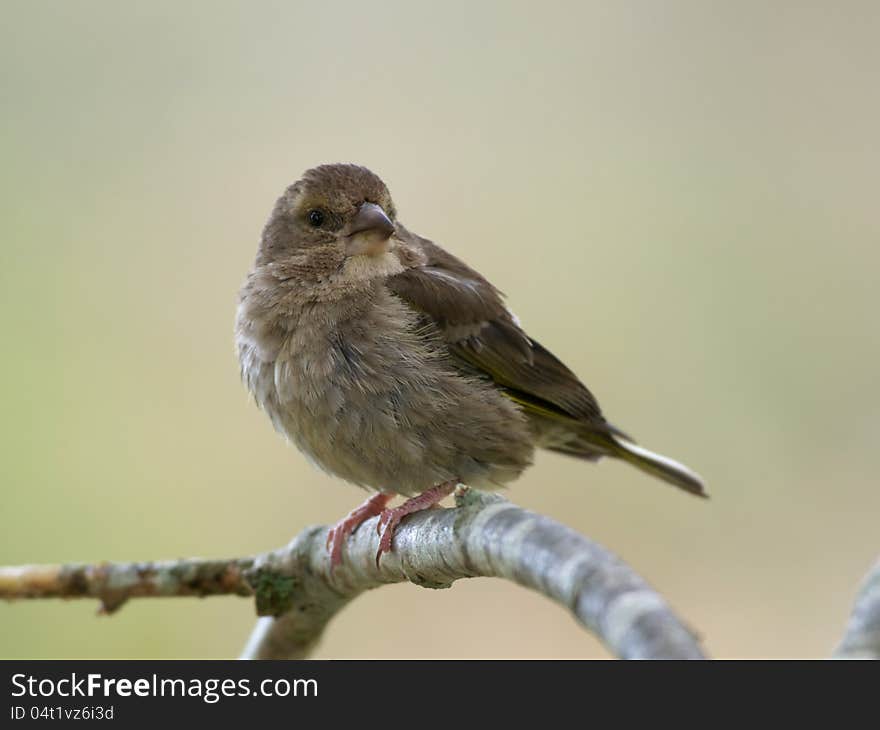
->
[2,1,878,658]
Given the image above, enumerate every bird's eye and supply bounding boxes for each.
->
[307,209,325,227]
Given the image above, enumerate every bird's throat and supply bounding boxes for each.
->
[340,249,405,284]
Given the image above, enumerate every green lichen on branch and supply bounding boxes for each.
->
[247,569,299,616]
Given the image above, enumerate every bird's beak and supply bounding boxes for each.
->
[345,203,395,257]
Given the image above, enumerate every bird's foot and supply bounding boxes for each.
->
[327,492,393,570]
[375,480,458,566]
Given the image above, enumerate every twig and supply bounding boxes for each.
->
[0,559,253,614]
[1,491,705,658]
[834,558,880,659]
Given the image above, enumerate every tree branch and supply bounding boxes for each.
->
[834,558,880,659]
[0,558,253,614]
[1,491,706,658]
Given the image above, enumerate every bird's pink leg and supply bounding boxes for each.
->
[326,492,393,570]
[375,480,458,566]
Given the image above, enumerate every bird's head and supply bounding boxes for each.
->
[257,164,403,294]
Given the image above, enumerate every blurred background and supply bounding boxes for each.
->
[2,1,878,659]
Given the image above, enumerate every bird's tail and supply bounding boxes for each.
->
[607,434,707,497]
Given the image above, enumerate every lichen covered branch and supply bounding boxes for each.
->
[1,492,706,658]
[241,489,707,659]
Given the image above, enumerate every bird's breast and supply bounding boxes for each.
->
[239,292,441,477]
[237,287,534,493]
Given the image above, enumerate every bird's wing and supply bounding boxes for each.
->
[387,230,710,497]
[387,230,608,429]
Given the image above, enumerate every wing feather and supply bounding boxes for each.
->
[387,228,608,429]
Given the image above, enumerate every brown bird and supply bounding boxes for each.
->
[236,164,705,568]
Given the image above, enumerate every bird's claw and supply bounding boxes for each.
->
[372,480,458,567]
[326,493,392,571]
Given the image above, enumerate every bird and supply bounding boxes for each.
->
[236,163,706,569]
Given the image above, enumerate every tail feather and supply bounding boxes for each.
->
[609,435,707,497]
[532,413,707,497]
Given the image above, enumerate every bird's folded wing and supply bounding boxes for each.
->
[387,232,608,429]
